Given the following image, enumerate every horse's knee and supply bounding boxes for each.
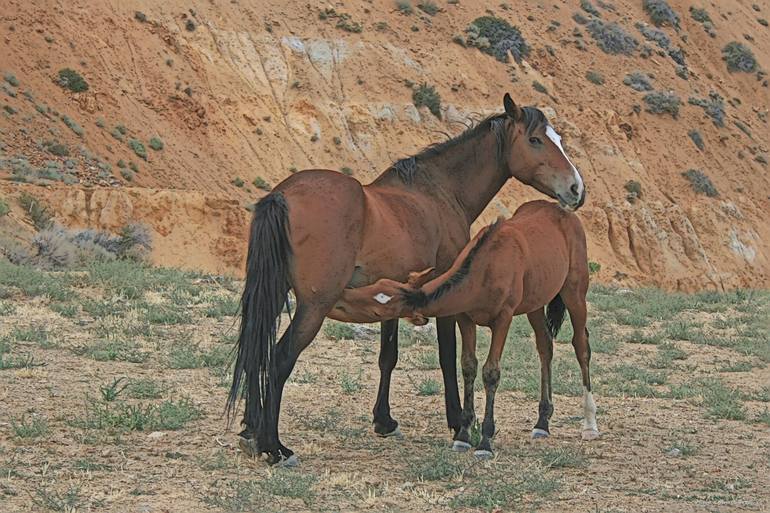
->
[482,365,500,392]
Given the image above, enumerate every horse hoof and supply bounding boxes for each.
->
[238,437,260,457]
[378,426,402,439]
[452,440,472,452]
[581,429,601,441]
[531,428,550,439]
[275,454,299,468]
[474,449,494,460]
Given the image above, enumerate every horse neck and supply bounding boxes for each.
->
[418,129,509,223]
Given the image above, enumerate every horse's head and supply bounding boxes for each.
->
[501,93,585,211]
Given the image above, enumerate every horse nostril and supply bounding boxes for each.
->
[570,183,579,196]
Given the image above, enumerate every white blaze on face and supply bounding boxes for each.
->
[374,293,393,305]
[545,125,584,198]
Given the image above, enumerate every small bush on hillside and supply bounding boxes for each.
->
[319,9,363,33]
[580,0,601,17]
[61,115,84,136]
[396,1,414,15]
[586,70,605,85]
[623,71,654,91]
[465,16,530,63]
[148,137,164,151]
[412,83,442,119]
[689,7,711,23]
[643,0,680,29]
[635,23,670,49]
[134,11,147,22]
[128,139,147,160]
[643,91,680,117]
[625,180,642,203]
[417,1,439,16]
[253,177,271,191]
[232,177,244,187]
[573,13,589,25]
[688,129,705,150]
[43,140,69,157]
[0,198,10,217]
[3,72,19,87]
[722,42,757,73]
[586,19,638,55]
[688,92,725,127]
[18,193,52,230]
[185,19,196,32]
[56,68,88,93]
[682,169,717,197]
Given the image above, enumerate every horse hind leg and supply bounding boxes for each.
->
[475,314,512,460]
[560,288,600,441]
[527,308,554,439]
[452,314,478,452]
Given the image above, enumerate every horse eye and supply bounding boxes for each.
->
[529,137,543,145]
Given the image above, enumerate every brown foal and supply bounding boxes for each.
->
[346,200,599,457]
[229,94,586,466]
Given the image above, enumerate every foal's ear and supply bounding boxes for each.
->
[503,93,523,122]
[407,267,435,288]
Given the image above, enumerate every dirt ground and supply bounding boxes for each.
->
[0,262,769,512]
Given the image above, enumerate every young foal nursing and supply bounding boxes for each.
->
[352,200,599,457]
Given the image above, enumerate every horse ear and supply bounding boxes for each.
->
[503,93,523,122]
[407,267,434,288]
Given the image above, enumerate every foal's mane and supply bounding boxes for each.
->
[402,217,503,309]
[389,107,547,185]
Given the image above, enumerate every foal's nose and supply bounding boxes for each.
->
[570,183,580,196]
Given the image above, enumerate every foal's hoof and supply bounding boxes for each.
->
[274,454,300,468]
[238,436,260,458]
[531,428,550,439]
[581,429,601,441]
[473,449,494,460]
[452,440,472,452]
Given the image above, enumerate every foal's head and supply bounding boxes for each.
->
[501,93,585,210]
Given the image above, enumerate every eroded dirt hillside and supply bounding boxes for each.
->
[0,0,768,289]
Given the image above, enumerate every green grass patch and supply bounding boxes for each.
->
[417,378,440,396]
[11,415,48,438]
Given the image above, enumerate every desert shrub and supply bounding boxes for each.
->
[0,198,9,217]
[624,180,642,203]
[120,168,134,181]
[3,72,19,87]
[623,71,654,91]
[586,19,638,55]
[586,70,605,85]
[688,129,705,150]
[18,193,52,230]
[643,91,680,117]
[643,0,680,29]
[722,42,757,73]
[340,167,353,176]
[668,47,686,66]
[465,16,530,63]
[417,1,438,15]
[128,139,147,160]
[412,83,441,119]
[43,140,69,157]
[319,9,363,33]
[688,92,725,127]
[232,177,244,187]
[134,11,147,22]
[185,19,196,31]
[689,7,711,23]
[253,177,271,191]
[532,81,548,94]
[56,68,88,93]
[61,116,84,136]
[148,137,164,151]
[573,13,589,25]
[396,1,413,15]
[635,23,670,49]
[682,169,717,197]
[581,0,601,17]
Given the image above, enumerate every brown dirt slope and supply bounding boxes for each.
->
[0,0,768,290]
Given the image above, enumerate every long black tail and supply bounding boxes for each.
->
[546,294,566,339]
[226,192,292,433]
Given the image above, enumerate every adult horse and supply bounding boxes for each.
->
[228,93,585,465]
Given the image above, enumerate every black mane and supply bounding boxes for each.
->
[389,107,548,185]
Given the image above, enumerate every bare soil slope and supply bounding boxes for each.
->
[0,0,768,289]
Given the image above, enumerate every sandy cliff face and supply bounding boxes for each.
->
[0,0,767,289]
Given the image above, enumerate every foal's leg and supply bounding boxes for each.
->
[453,314,477,451]
[527,308,554,438]
[372,319,400,436]
[561,290,600,441]
[437,316,463,439]
[475,315,513,459]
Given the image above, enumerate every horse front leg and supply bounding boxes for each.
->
[437,316,463,441]
[372,319,401,436]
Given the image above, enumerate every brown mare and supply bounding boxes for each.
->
[344,200,599,457]
[228,94,586,466]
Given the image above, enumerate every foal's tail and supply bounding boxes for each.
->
[546,294,567,339]
[226,192,293,432]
